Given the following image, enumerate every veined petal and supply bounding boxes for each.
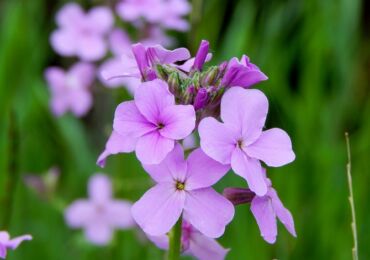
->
[134,79,175,123]
[246,128,295,167]
[159,105,195,140]
[189,232,229,260]
[231,148,267,196]
[184,188,234,238]
[221,88,268,144]
[198,117,237,164]
[143,144,187,183]
[88,174,112,203]
[186,149,230,190]
[131,183,186,236]
[270,189,296,237]
[136,131,174,164]
[113,101,156,138]
[251,196,277,244]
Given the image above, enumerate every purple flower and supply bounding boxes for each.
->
[192,40,210,71]
[110,79,195,164]
[148,220,229,260]
[193,88,209,111]
[116,0,190,31]
[0,232,32,259]
[131,144,234,237]
[51,3,113,61]
[221,55,268,88]
[65,174,135,245]
[44,63,95,117]
[199,87,295,196]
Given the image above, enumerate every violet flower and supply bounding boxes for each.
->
[199,87,295,196]
[65,174,135,245]
[0,232,32,259]
[131,144,234,237]
[148,220,229,260]
[44,63,95,117]
[108,79,195,164]
[221,55,268,88]
[51,3,113,61]
[224,171,296,244]
[192,40,210,71]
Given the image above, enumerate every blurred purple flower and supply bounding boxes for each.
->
[0,232,32,259]
[199,87,295,196]
[221,55,268,88]
[45,63,95,117]
[110,79,195,164]
[65,174,135,245]
[116,0,190,31]
[23,167,60,200]
[131,144,234,237]
[148,220,229,260]
[50,3,113,61]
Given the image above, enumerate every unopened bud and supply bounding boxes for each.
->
[167,71,181,95]
[182,85,195,104]
[191,72,201,90]
[155,64,168,81]
[201,66,219,86]
[193,88,208,111]
[223,187,256,206]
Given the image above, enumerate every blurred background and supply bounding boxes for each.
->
[0,0,369,259]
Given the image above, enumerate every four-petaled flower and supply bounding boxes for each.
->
[199,87,295,196]
[148,220,229,260]
[111,79,196,164]
[131,144,234,237]
[65,174,135,245]
[50,3,113,61]
[45,63,95,117]
[0,231,32,259]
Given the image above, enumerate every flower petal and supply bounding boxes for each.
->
[184,188,234,238]
[246,128,295,167]
[0,232,10,243]
[113,101,156,138]
[143,143,187,183]
[188,232,229,260]
[134,79,175,123]
[6,235,32,250]
[69,90,92,117]
[198,117,237,164]
[106,201,135,229]
[231,148,267,196]
[97,131,137,167]
[88,174,112,203]
[56,3,84,27]
[221,88,268,144]
[65,200,95,228]
[136,131,174,164]
[131,183,185,236]
[44,67,66,93]
[149,45,190,64]
[186,149,230,190]
[270,189,296,237]
[251,195,277,244]
[77,35,107,61]
[0,244,6,258]
[87,7,113,33]
[84,223,113,245]
[69,62,95,87]
[50,30,77,56]
[159,105,195,140]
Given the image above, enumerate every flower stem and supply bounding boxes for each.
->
[168,216,182,260]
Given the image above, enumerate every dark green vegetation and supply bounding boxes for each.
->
[0,0,369,259]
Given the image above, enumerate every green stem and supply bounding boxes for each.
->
[168,216,183,260]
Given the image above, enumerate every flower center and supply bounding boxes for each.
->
[237,139,244,148]
[157,122,165,129]
[175,181,185,191]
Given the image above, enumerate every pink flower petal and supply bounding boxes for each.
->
[251,196,277,244]
[88,174,112,203]
[148,45,190,64]
[135,131,174,164]
[69,89,92,117]
[113,101,156,138]
[0,244,6,259]
[134,79,175,124]
[185,149,230,190]
[77,35,107,61]
[44,67,66,93]
[0,232,9,243]
[246,128,296,167]
[231,148,267,196]
[199,117,237,164]
[50,30,77,56]
[131,183,186,236]
[84,223,113,245]
[184,188,234,238]
[106,201,135,229]
[87,7,113,34]
[143,144,187,183]
[69,63,95,87]
[221,88,268,144]
[159,105,195,140]
[6,235,32,250]
[189,232,229,260]
[270,189,296,237]
[65,200,95,228]
[56,3,84,27]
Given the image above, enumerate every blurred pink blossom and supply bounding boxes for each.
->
[0,231,32,259]
[65,174,135,245]
[50,3,113,61]
[45,63,95,117]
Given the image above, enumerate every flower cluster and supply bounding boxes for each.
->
[98,39,296,257]
[45,1,190,117]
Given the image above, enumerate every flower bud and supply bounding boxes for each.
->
[155,64,168,81]
[167,71,181,95]
[182,85,195,104]
[201,66,219,86]
[192,40,210,71]
[223,187,256,206]
[191,72,201,90]
[193,88,208,111]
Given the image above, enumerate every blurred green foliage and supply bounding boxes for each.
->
[0,0,369,259]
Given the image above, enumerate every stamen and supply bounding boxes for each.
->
[175,181,185,190]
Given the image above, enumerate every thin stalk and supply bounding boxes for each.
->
[168,216,182,260]
[345,132,359,260]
